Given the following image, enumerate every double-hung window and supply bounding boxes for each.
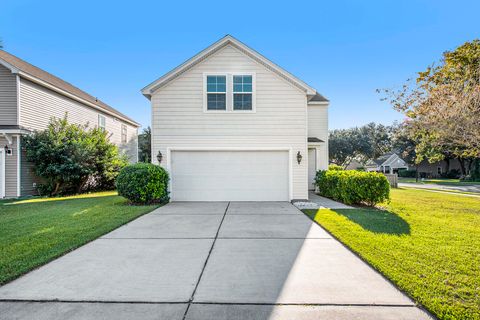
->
[206,75,227,110]
[233,75,253,110]
[98,114,106,131]
[204,73,255,112]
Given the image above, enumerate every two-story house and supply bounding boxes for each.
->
[142,35,329,201]
[0,50,140,198]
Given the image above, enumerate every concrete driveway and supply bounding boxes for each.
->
[0,202,432,320]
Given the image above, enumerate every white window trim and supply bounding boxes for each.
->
[203,72,256,113]
[121,124,127,143]
[98,114,106,131]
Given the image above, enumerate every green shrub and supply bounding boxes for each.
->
[398,169,416,177]
[328,164,344,171]
[315,170,390,206]
[116,163,169,204]
[23,116,128,195]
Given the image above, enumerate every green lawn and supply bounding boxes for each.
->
[304,188,480,320]
[0,191,158,285]
[399,177,480,186]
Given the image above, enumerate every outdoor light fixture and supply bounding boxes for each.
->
[156,151,163,164]
[4,145,12,155]
[297,151,302,164]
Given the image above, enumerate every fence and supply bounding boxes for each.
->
[384,173,398,188]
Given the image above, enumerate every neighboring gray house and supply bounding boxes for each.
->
[142,35,329,201]
[416,158,466,178]
[365,153,408,173]
[0,50,140,198]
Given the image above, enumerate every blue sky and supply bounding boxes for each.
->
[1,0,479,130]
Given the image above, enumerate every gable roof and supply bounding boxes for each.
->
[142,35,326,99]
[372,153,395,165]
[0,50,140,127]
[366,153,407,167]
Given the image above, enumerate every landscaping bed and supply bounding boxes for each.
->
[303,188,480,320]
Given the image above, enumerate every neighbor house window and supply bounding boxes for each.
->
[98,115,106,131]
[206,75,226,110]
[121,124,127,143]
[233,75,253,110]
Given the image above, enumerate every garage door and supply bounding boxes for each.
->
[171,150,289,201]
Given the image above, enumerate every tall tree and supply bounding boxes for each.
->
[380,39,480,175]
[138,126,151,163]
[329,122,395,167]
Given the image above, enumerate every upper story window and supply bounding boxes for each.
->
[204,73,255,112]
[206,75,226,110]
[121,124,127,143]
[233,75,253,110]
[98,114,106,131]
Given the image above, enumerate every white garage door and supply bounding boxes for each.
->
[171,150,289,201]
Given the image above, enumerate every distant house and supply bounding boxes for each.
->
[0,50,140,198]
[365,153,408,174]
[416,158,465,178]
[345,159,363,170]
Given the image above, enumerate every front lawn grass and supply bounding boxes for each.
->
[0,191,158,285]
[304,188,480,320]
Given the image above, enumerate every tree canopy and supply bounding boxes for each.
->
[138,126,151,163]
[380,39,480,174]
[329,122,395,168]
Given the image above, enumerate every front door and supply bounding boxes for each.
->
[308,149,316,191]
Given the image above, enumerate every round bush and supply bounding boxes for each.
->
[116,163,169,204]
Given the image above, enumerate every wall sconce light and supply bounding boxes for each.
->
[156,151,163,164]
[296,151,302,164]
[4,145,12,155]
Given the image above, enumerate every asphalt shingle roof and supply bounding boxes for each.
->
[0,50,139,127]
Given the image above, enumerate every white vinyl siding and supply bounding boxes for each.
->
[307,105,329,171]
[18,78,138,162]
[0,64,17,125]
[151,44,308,200]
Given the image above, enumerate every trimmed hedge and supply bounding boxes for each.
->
[315,170,390,206]
[116,163,169,204]
[328,164,344,171]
